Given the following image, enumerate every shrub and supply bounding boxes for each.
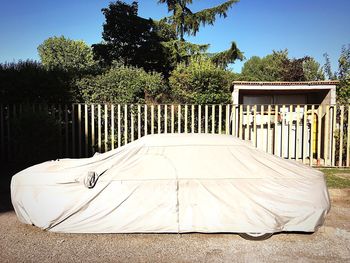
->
[10,108,61,169]
[169,57,233,104]
[77,63,166,104]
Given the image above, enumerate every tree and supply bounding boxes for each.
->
[158,0,243,66]
[38,36,95,74]
[302,58,325,81]
[159,0,239,41]
[337,45,350,103]
[93,1,172,74]
[169,57,234,104]
[240,50,320,82]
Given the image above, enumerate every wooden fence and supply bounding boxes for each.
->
[1,103,349,167]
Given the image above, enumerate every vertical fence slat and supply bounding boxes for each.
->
[281,105,285,158]
[91,104,95,154]
[332,105,337,167]
[339,105,344,167]
[205,105,208,134]
[239,105,243,139]
[231,105,236,137]
[295,105,300,161]
[347,105,350,167]
[97,104,101,152]
[225,104,230,135]
[274,105,278,156]
[111,105,115,150]
[185,105,188,133]
[178,105,181,133]
[124,105,128,145]
[324,105,330,166]
[253,105,257,147]
[131,105,134,142]
[191,105,195,133]
[171,105,174,133]
[137,105,141,139]
[144,105,148,136]
[288,105,293,159]
[267,105,271,154]
[72,104,76,157]
[151,105,154,135]
[78,104,82,157]
[212,105,215,134]
[158,105,161,134]
[261,105,265,151]
[198,105,202,133]
[246,105,250,140]
[117,104,121,147]
[218,105,222,134]
[310,105,315,166]
[302,105,307,164]
[317,105,322,166]
[164,105,168,134]
[84,104,88,156]
[104,104,109,151]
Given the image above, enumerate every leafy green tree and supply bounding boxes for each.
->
[93,1,172,74]
[159,0,239,41]
[323,53,337,80]
[76,63,166,104]
[337,45,350,103]
[302,58,325,81]
[169,57,234,104]
[158,0,243,66]
[38,36,95,73]
[240,50,319,82]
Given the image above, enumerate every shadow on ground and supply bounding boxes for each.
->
[0,162,18,213]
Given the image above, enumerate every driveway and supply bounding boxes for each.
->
[0,196,349,263]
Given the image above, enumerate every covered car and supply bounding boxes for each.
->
[11,134,330,239]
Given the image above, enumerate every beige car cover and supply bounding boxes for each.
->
[11,134,330,233]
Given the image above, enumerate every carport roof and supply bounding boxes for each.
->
[232,81,339,86]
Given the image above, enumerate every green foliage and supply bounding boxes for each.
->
[0,60,73,103]
[159,0,239,40]
[11,108,61,169]
[240,50,321,81]
[169,57,233,104]
[302,58,325,81]
[77,63,166,104]
[337,45,350,103]
[93,1,171,75]
[210,42,244,68]
[38,36,95,73]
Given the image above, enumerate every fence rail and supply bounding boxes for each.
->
[1,103,349,167]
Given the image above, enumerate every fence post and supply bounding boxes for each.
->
[331,105,337,167]
[117,104,121,147]
[138,104,141,139]
[212,105,215,134]
[84,104,89,156]
[198,105,202,133]
[339,105,344,167]
[124,104,128,145]
[98,104,102,152]
[178,105,181,133]
[347,105,350,167]
[144,105,148,136]
[226,104,230,135]
[111,105,115,150]
[324,105,330,166]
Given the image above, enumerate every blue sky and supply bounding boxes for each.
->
[0,0,349,73]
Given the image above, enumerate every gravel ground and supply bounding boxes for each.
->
[0,198,349,263]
